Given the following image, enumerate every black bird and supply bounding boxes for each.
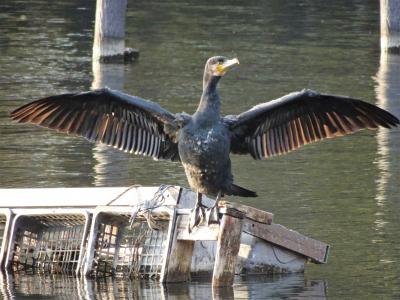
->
[10,56,400,228]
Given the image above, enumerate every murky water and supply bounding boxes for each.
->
[1,0,399,298]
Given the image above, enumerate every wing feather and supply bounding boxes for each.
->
[224,89,399,159]
[10,88,180,161]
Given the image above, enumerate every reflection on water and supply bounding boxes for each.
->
[1,0,400,298]
[374,52,400,207]
[372,52,400,266]
[91,61,131,187]
[0,272,327,300]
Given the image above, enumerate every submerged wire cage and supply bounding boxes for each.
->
[0,214,7,256]
[0,187,330,286]
[6,211,90,274]
[89,211,171,279]
[0,209,13,267]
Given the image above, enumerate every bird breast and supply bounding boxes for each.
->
[178,123,232,194]
[179,125,230,162]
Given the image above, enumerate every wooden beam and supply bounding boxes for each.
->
[212,212,244,287]
[219,201,273,224]
[242,219,329,264]
[164,215,195,282]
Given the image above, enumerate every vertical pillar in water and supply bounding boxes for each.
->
[212,208,245,287]
[93,0,138,62]
[380,0,400,52]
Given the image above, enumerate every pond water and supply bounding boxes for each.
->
[1,0,400,299]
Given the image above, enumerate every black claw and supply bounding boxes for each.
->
[188,203,205,233]
[206,205,220,225]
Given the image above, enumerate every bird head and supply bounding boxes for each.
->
[205,56,240,77]
[203,56,239,90]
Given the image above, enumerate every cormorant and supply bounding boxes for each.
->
[10,56,399,229]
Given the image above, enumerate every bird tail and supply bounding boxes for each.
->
[230,184,257,197]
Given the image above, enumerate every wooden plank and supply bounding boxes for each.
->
[219,201,273,225]
[176,215,219,241]
[212,214,243,287]
[164,215,195,282]
[242,219,329,264]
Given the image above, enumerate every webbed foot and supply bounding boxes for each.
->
[188,192,206,233]
[206,191,222,225]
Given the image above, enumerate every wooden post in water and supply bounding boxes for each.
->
[93,0,138,62]
[212,208,245,287]
[380,0,400,52]
[164,215,195,282]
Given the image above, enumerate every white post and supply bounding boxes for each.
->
[93,0,138,62]
[380,0,400,52]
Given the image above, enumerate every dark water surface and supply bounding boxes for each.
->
[1,0,400,299]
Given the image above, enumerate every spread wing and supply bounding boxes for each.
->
[10,88,181,161]
[224,89,399,159]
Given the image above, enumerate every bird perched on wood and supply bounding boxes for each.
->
[10,56,399,230]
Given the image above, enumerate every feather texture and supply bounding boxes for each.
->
[225,89,399,159]
[10,88,180,161]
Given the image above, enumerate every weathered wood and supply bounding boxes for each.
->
[242,219,329,264]
[212,286,235,300]
[212,214,243,287]
[381,0,400,52]
[159,209,177,282]
[177,214,219,241]
[164,215,195,282]
[93,0,138,62]
[219,201,273,224]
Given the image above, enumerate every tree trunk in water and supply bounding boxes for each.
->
[380,0,400,52]
[93,0,138,62]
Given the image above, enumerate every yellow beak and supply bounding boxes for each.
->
[217,58,240,75]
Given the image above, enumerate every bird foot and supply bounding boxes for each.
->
[206,191,222,225]
[188,195,207,233]
[205,204,220,225]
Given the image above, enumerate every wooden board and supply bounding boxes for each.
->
[164,215,195,282]
[219,201,273,224]
[242,219,329,264]
[212,214,243,287]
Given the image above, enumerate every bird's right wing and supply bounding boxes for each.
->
[223,89,399,159]
[10,88,181,161]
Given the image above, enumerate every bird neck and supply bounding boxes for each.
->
[196,75,221,119]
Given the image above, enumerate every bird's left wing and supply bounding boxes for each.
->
[10,88,181,161]
[223,89,399,159]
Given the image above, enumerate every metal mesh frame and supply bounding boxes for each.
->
[0,214,7,253]
[92,214,169,279]
[10,214,87,274]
